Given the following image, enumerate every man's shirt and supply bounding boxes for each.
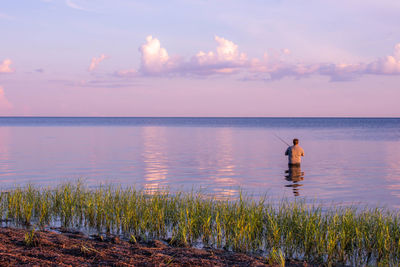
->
[285,145,304,164]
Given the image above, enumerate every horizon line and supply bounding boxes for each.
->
[0,116,399,119]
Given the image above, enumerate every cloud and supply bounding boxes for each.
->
[187,36,248,75]
[114,69,138,77]
[281,48,291,55]
[193,36,247,65]
[0,59,14,73]
[314,43,400,81]
[132,35,248,76]
[88,54,107,72]
[138,36,175,75]
[366,43,400,75]
[0,86,12,110]
[246,42,400,81]
[116,36,400,82]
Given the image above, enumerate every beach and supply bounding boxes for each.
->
[1,183,399,266]
[0,227,312,266]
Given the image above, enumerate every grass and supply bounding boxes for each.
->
[24,229,40,247]
[1,182,400,266]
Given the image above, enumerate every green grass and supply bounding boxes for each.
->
[1,183,400,266]
[24,229,40,247]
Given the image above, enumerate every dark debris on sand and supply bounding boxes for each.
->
[0,227,314,266]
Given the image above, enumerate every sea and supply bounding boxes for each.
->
[0,117,399,209]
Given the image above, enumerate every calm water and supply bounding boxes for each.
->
[0,117,400,208]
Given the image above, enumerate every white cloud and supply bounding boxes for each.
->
[190,36,248,74]
[118,36,400,82]
[0,86,12,110]
[247,42,400,81]
[134,35,248,76]
[0,59,13,73]
[139,36,173,74]
[366,43,400,75]
[214,35,247,62]
[281,48,291,55]
[88,54,107,72]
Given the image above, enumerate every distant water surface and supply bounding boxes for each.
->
[0,117,399,209]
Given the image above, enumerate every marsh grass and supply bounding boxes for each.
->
[1,183,400,266]
[24,229,40,247]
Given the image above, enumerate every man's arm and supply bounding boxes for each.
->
[285,147,289,155]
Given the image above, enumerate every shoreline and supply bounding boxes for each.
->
[0,226,310,266]
[2,183,399,266]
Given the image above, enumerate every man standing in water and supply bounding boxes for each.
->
[284,138,304,196]
[285,138,304,165]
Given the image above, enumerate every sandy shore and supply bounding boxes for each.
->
[0,227,314,266]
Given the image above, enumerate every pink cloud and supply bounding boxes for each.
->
[114,69,138,77]
[116,36,400,82]
[0,59,14,73]
[192,36,247,65]
[138,36,178,75]
[281,48,291,55]
[0,86,12,110]
[247,42,400,81]
[366,44,400,75]
[186,36,248,75]
[88,54,107,72]
[134,35,248,76]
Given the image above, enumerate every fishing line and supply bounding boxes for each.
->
[273,133,290,147]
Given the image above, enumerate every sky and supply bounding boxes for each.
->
[0,0,400,117]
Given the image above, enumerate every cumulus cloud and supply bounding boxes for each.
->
[247,42,400,81]
[138,36,176,75]
[193,36,247,65]
[116,36,400,82]
[0,86,12,110]
[312,43,400,81]
[88,54,107,72]
[366,43,400,75]
[132,35,248,76]
[281,48,291,55]
[187,36,248,75]
[0,59,13,73]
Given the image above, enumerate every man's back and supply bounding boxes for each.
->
[285,144,304,165]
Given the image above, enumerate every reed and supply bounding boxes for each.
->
[1,183,399,266]
[24,229,40,247]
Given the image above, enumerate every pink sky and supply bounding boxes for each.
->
[1,1,400,117]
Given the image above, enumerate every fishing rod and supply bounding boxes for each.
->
[273,133,291,147]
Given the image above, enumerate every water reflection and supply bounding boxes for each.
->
[284,165,304,197]
[0,128,15,183]
[211,128,239,200]
[142,127,168,194]
[1,118,400,209]
[383,141,400,208]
